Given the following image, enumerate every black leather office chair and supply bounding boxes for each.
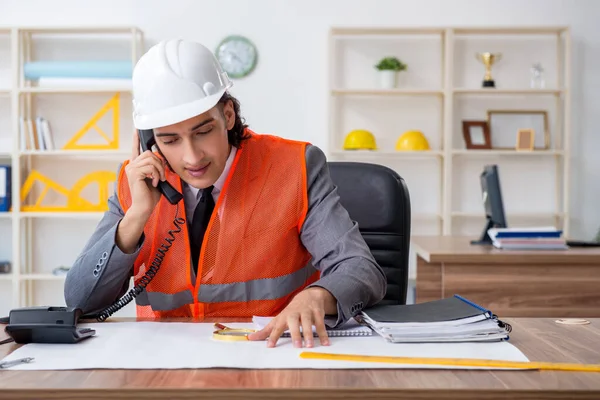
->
[327,161,411,305]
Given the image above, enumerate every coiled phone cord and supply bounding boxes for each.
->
[94,204,185,322]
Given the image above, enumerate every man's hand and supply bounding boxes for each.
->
[247,287,337,348]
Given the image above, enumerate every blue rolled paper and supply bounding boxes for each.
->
[24,60,133,79]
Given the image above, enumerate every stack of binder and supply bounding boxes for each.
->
[488,227,567,250]
[358,295,511,343]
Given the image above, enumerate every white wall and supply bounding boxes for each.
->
[6,0,595,234]
[0,0,599,309]
[2,0,598,238]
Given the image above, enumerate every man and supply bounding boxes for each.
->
[64,39,386,348]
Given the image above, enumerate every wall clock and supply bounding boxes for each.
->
[215,35,258,79]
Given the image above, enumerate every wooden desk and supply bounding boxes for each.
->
[1,318,600,399]
[413,235,600,318]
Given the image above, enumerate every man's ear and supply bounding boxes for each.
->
[223,100,235,130]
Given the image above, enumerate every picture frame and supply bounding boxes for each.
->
[516,129,535,150]
[462,120,491,149]
[486,110,549,150]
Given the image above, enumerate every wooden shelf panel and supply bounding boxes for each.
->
[330,26,568,38]
[453,88,564,95]
[19,212,105,219]
[331,27,446,36]
[20,150,129,158]
[330,150,444,158]
[451,212,566,218]
[15,26,140,34]
[0,274,12,281]
[452,150,564,156]
[19,86,132,94]
[331,150,564,158]
[452,26,568,35]
[0,212,12,219]
[332,89,443,96]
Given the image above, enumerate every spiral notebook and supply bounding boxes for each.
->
[252,316,373,337]
[358,295,511,343]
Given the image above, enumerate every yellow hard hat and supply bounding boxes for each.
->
[395,130,430,151]
[343,129,377,150]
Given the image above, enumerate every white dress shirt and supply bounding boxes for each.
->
[182,146,237,226]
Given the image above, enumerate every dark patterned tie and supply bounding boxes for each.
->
[190,185,215,275]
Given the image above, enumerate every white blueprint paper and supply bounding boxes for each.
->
[0,322,529,370]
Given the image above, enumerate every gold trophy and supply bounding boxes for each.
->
[475,52,502,88]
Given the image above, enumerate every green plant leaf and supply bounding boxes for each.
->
[375,56,407,71]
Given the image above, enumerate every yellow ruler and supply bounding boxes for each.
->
[299,352,600,373]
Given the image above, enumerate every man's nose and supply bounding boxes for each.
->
[182,141,202,164]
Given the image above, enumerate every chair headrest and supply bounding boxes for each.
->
[327,162,410,234]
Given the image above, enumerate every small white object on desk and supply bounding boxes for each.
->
[0,357,34,369]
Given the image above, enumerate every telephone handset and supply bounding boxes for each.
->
[138,129,183,205]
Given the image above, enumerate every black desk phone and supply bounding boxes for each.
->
[1,130,187,344]
[3,306,95,344]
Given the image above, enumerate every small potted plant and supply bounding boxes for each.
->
[375,56,407,89]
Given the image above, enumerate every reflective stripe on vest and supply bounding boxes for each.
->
[135,289,194,310]
[135,262,316,309]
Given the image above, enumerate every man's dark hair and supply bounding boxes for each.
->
[218,91,250,148]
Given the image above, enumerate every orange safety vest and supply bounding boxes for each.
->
[116,130,319,319]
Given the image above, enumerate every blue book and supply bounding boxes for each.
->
[0,165,10,212]
[494,231,562,239]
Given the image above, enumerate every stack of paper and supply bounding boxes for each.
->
[358,295,511,343]
[488,226,568,250]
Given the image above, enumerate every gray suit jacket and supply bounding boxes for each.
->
[64,144,387,327]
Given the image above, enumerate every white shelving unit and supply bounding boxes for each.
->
[327,26,571,239]
[0,26,143,317]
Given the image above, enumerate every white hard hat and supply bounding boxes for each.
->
[132,39,233,129]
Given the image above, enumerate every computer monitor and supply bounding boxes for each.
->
[471,164,508,245]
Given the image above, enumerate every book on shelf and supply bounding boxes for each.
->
[357,295,512,343]
[19,116,55,151]
[24,60,133,81]
[36,77,132,88]
[0,165,10,212]
[488,226,568,250]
